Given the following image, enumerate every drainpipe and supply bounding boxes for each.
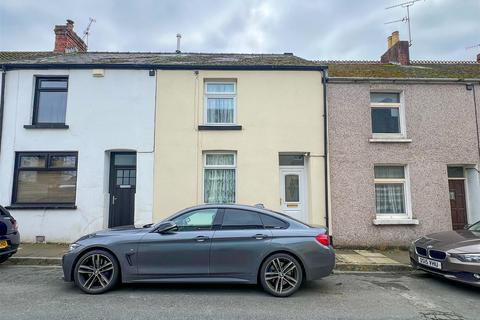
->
[0,66,6,155]
[321,68,330,235]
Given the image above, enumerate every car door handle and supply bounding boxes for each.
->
[253,234,269,240]
[195,236,209,242]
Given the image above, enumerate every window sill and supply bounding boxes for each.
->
[198,125,242,131]
[5,204,77,210]
[24,124,69,129]
[373,218,419,225]
[369,138,412,143]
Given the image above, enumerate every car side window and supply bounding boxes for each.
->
[221,209,263,230]
[173,208,217,231]
[260,214,288,229]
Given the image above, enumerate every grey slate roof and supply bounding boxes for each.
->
[0,51,318,67]
[318,60,480,79]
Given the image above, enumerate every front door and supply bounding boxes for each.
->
[279,168,307,222]
[109,152,136,228]
[449,179,468,230]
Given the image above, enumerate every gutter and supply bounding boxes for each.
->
[321,69,330,234]
[2,63,327,72]
[0,66,5,154]
[329,77,480,84]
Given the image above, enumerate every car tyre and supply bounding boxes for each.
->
[73,249,119,294]
[0,255,9,264]
[260,253,303,297]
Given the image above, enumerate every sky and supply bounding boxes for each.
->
[0,0,479,61]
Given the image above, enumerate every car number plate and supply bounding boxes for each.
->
[418,256,442,269]
[0,240,8,249]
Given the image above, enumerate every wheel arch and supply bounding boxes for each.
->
[71,246,122,282]
[257,250,307,284]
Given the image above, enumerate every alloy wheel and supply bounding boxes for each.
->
[77,253,115,291]
[264,257,300,295]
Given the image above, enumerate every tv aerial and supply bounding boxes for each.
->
[82,17,96,48]
[385,0,426,47]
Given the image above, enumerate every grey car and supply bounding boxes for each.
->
[410,220,480,287]
[62,204,335,297]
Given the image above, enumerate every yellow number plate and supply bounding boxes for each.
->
[0,240,8,249]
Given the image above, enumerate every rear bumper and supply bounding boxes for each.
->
[0,232,20,257]
[410,250,480,287]
[305,246,336,280]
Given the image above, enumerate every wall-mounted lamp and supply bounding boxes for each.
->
[466,83,474,91]
[149,69,155,76]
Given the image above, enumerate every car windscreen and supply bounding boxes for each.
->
[0,206,8,216]
[469,221,480,232]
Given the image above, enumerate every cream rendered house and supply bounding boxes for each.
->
[153,54,328,227]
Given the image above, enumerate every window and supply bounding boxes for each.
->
[374,165,409,217]
[448,166,465,178]
[221,209,263,230]
[173,208,218,231]
[13,152,78,205]
[279,155,304,166]
[33,77,69,124]
[205,81,236,125]
[370,92,403,136]
[260,214,288,229]
[204,153,236,204]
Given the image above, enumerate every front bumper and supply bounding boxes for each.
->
[0,232,20,257]
[410,246,480,287]
[62,251,77,282]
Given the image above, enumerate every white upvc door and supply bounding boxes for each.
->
[279,167,307,222]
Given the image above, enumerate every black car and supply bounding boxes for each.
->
[0,205,20,264]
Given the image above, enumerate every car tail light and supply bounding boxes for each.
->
[315,234,330,246]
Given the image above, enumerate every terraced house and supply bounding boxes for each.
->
[0,20,329,242]
[324,32,480,247]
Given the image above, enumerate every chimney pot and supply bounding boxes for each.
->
[391,31,400,46]
[176,33,182,53]
[387,36,393,49]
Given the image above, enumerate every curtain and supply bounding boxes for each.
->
[375,184,405,214]
[207,98,234,123]
[205,154,234,166]
[204,169,235,203]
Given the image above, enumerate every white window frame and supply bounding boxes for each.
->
[370,91,406,139]
[373,164,412,220]
[203,152,237,204]
[204,81,237,125]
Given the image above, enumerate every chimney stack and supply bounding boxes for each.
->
[381,31,410,65]
[54,19,87,53]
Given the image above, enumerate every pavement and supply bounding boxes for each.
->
[0,264,477,320]
[6,243,412,272]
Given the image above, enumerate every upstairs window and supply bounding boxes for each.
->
[205,82,236,125]
[33,77,68,124]
[370,92,403,136]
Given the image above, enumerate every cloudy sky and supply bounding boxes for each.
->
[0,0,479,61]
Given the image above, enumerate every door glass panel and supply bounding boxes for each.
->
[221,209,263,230]
[114,154,136,166]
[116,169,136,186]
[173,209,217,231]
[285,175,300,202]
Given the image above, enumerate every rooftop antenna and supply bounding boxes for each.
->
[466,44,480,50]
[176,33,182,53]
[82,17,96,48]
[385,0,425,47]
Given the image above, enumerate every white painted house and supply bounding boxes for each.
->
[0,22,156,242]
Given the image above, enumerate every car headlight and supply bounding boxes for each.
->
[458,253,480,263]
[69,243,81,252]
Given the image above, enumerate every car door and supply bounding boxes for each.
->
[210,208,272,279]
[137,208,219,277]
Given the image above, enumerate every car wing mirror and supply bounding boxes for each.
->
[156,221,178,234]
[464,224,471,230]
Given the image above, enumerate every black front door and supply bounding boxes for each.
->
[109,152,136,228]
